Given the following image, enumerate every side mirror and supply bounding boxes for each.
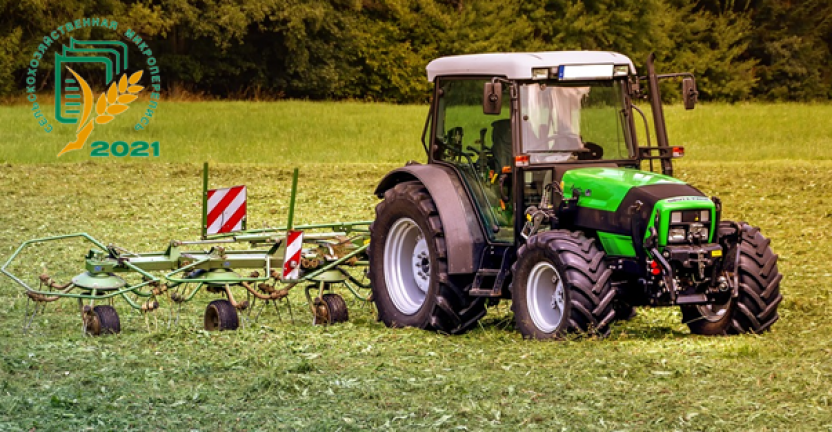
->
[682,77,698,110]
[483,82,502,115]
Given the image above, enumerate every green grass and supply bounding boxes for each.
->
[0,101,429,164]
[2,101,832,164]
[1,103,832,430]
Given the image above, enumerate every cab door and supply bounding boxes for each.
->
[431,77,514,243]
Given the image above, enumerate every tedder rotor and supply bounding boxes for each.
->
[2,164,373,335]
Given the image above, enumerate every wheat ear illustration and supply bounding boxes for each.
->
[58,69,145,157]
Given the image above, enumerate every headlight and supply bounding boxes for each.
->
[668,227,686,243]
[689,222,708,240]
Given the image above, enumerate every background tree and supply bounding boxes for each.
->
[0,0,829,102]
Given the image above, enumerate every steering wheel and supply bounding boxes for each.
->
[578,142,604,160]
[441,127,480,164]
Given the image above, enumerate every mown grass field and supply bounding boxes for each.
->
[2,101,832,164]
[0,102,831,430]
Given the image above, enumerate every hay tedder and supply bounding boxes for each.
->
[2,164,372,335]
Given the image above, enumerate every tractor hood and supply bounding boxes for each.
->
[561,167,711,243]
[562,167,686,212]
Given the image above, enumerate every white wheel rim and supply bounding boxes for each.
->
[697,300,730,322]
[384,218,430,315]
[527,261,565,333]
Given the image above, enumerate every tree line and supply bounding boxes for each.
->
[1,0,829,102]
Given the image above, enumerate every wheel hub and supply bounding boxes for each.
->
[313,299,330,325]
[411,235,431,293]
[550,278,565,310]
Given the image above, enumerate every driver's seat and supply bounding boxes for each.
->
[491,119,512,171]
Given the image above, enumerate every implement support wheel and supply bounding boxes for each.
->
[85,305,121,336]
[313,293,349,325]
[204,299,239,331]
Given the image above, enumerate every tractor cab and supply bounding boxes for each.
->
[426,53,645,244]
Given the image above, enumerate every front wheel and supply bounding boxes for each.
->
[369,181,485,334]
[683,222,783,335]
[511,230,616,340]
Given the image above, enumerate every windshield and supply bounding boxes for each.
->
[520,80,631,163]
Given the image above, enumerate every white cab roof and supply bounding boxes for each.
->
[426,51,636,82]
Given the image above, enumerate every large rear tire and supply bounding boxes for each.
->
[683,222,783,335]
[511,230,616,340]
[369,181,485,334]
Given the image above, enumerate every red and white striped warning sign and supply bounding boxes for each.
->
[206,185,247,235]
[282,230,303,279]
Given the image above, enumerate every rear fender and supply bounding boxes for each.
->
[375,164,486,275]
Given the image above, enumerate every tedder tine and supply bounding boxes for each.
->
[22,297,35,334]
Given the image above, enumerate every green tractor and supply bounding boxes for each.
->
[368,51,783,339]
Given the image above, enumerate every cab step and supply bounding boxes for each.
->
[469,247,512,297]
